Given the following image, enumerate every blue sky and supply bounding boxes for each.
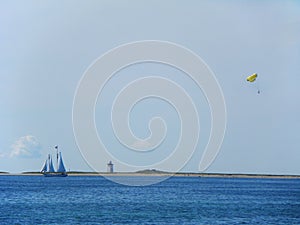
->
[0,0,299,174]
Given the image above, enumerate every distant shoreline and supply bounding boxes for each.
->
[0,172,9,174]
[1,171,300,179]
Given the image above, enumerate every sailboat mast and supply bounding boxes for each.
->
[55,145,58,172]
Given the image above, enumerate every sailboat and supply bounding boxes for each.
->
[41,146,68,177]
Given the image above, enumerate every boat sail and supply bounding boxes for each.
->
[57,152,66,173]
[41,146,68,177]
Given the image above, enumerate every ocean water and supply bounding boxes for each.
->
[0,176,299,225]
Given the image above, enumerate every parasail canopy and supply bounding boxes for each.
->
[246,73,258,82]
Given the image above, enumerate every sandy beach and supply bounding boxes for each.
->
[2,171,299,179]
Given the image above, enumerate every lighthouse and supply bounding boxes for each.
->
[107,161,114,173]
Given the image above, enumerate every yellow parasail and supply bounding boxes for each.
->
[246,73,258,82]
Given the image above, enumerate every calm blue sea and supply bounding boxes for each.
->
[0,175,299,225]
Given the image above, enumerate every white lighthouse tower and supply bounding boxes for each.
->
[107,161,114,173]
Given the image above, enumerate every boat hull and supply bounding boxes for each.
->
[43,173,68,177]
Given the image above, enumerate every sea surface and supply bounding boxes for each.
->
[0,175,299,225]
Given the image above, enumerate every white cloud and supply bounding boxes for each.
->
[131,140,152,150]
[10,135,42,158]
